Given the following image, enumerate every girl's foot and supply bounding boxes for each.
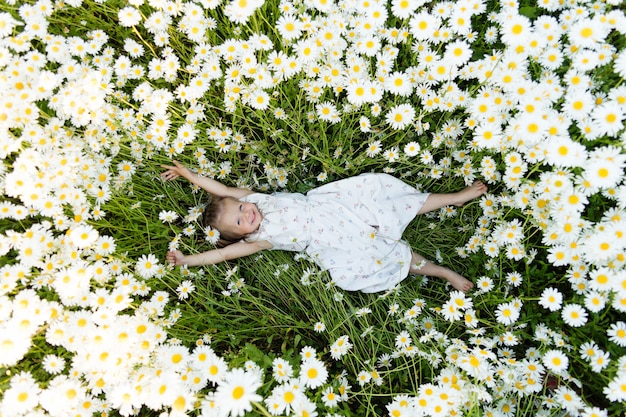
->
[444,271,474,292]
[453,181,488,206]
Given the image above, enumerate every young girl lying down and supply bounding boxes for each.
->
[162,161,487,293]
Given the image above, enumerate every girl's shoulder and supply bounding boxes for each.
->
[241,190,301,202]
[240,191,271,202]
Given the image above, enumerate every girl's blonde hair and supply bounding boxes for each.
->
[202,195,247,247]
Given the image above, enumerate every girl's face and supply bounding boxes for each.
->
[218,198,263,236]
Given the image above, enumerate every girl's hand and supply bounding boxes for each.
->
[166,250,186,266]
[161,160,191,181]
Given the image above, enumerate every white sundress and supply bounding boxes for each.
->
[242,173,430,293]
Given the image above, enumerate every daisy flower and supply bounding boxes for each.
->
[385,103,415,130]
[264,381,305,415]
[321,386,339,408]
[271,358,293,383]
[118,6,141,27]
[395,330,412,349]
[67,224,99,248]
[291,399,317,417]
[299,358,328,389]
[476,276,494,293]
[316,101,341,123]
[579,341,600,361]
[273,107,287,120]
[604,373,626,402]
[135,254,161,279]
[591,102,624,137]
[213,371,261,415]
[223,0,263,25]
[495,301,520,325]
[356,370,372,386]
[300,346,316,361]
[542,136,589,168]
[313,322,326,333]
[3,372,41,415]
[584,290,607,313]
[404,141,420,156]
[584,148,626,189]
[246,88,271,110]
[561,304,588,327]
[346,79,383,106]
[123,38,144,58]
[581,406,608,417]
[384,71,413,96]
[499,14,532,47]
[562,89,594,121]
[42,354,66,374]
[590,350,611,373]
[159,210,179,223]
[276,13,302,41]
[182,225,196,236]
[440,300,463,322]
[538,287,563,311]
[554,386,584,414]
[505,271,523,287]
[542,349,569,374]
[383,146,400,163]
[359,115,371,132]
[409,11,439,41]
[330,335,352,360]
[391,0,419,19]
[204,226,220,244]
[607,321,626,347]
[176,280,195,300]
[568,17,609,49]
[582,228,621,263]
[366,140,382,157]
[388,303,400,316]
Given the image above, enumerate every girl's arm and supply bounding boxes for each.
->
[161,160,253,199]
[166,240,273,267]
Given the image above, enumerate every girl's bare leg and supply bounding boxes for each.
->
[418,181,487,215]
[409,252,474,293]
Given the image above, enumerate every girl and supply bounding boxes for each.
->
[162,160,487,293]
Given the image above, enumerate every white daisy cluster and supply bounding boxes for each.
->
[2,0,626,415]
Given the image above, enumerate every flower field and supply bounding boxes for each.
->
[1,0,626,415]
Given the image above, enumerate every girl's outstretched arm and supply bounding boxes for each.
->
[166,240,273,267]
[161,160,253,199]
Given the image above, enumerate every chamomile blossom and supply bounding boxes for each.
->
[366,140,382,157]
[159,210,179,223]
[204,226,220,244]
[176,280,195,300]
[495,301,521,325]
[118,6,141,27]
[539,287,563,311]
[300,358,328,389]
[135,254,161,279]
[313,321,326,332]
[42,354,66,374]
[213,368,262,416]
[542,349,569,373]
[607,321,626,347]
[330,335,352,360]
[476,276,494,293]
[385,103,415,130]
[271,358,293,383]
